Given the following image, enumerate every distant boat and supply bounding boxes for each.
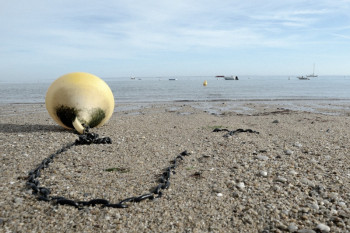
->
[306,64,318,78]
[297,76,310,80]
[224,76,239,80]
[169,78,177,81]
[215,75,238,80]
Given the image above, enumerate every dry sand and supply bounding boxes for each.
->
[1,101,350,233]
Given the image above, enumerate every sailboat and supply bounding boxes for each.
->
[306,64,318,78]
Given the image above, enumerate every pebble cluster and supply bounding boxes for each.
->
[1,102,349,232]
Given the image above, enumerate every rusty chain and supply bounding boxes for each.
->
[26,127,190,209]
[212,128,259,137]
[26,127,257,209]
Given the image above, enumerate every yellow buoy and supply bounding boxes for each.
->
[203,80,207,86]
[45,72,115,134]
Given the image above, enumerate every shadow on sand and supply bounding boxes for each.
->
[0,123,70,134]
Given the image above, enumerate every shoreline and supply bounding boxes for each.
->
[1,102,350,232]
[1,99,350,117]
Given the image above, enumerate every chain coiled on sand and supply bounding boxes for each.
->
[26,127,257,209]
[26,127,190,209]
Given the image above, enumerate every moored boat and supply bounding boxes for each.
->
[297,76,310,80]
[306,64,318,78]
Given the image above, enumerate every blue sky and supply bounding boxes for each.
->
[1,0,350,82]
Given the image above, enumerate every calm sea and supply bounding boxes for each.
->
[1,75,350,104]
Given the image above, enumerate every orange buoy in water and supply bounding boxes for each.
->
[203,80,207,86]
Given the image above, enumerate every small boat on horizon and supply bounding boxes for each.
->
[297,76,310,80]
[224,76,239,80]
[215,75,239,80]
[306,64,318,78]
[169,78,178,81]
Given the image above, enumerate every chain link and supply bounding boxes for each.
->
[213,128,259,137]
[26,127,190,209]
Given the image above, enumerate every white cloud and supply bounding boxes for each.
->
[1,0,350,79]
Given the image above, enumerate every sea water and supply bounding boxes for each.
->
[0,75,349,104]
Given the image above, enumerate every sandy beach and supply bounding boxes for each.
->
[1,101,350,232]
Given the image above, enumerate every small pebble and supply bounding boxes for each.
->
[217,193,223,197]
[276,176,287,183]
[236,182,245,190]
[316,223,330,233]
[309,202,319,210]
[338,202,346,208]
[272,120,279,123]
[330,208,338,215]
[284,149,293,155]
[301,178,315,187]
[297,229,316,233]
[259,171,268,177]
[256,155,269,161]
[288,223,298,232]
[14,198,23,204]
[289,170,298,175]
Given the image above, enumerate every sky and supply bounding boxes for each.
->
[1,0,350,82]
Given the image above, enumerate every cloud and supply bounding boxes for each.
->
[1,0,350,79]
[0,1,342,53]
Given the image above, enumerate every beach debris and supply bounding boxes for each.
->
[272,119,279,123]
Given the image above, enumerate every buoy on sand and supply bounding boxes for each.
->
[45,72,115,134]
